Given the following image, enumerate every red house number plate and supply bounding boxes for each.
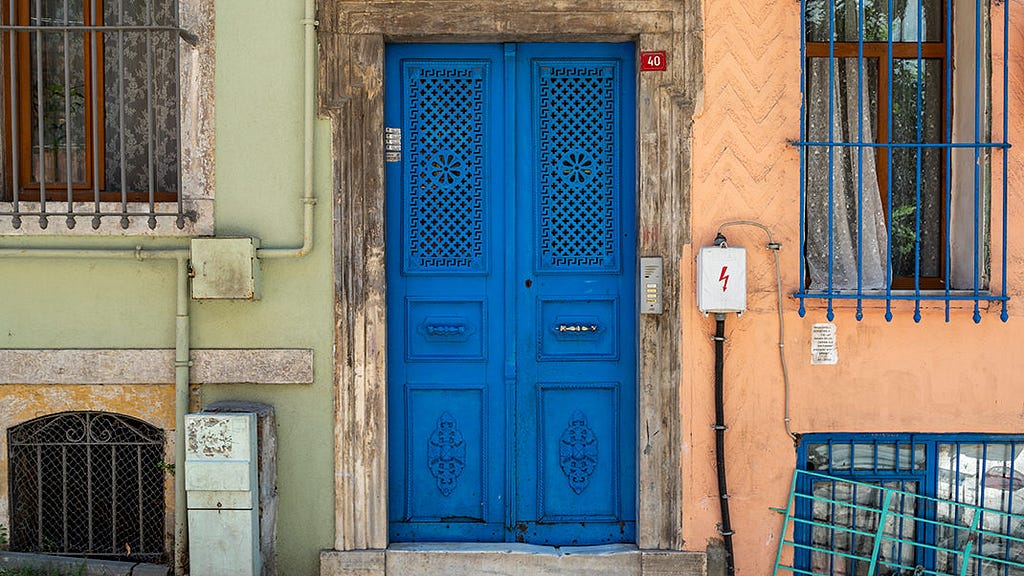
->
[640,51,667,71]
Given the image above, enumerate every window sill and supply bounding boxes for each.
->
[796,289,1005,301]
[0,198,213,236]
[795,289,1010,321]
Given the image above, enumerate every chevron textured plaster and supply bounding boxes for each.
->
[685,0,1024,573]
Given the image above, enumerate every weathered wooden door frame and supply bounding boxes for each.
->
[320,0,701,555]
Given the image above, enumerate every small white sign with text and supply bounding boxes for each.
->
[811,323,838,365]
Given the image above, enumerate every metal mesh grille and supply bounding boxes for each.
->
[405,63,486,272]
[8,411,166,562]
[536,61,618,270]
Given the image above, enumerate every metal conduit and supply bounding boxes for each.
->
[713,313,736,576]
[257,0,318,260]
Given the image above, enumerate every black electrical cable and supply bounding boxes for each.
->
[714,312,736,576]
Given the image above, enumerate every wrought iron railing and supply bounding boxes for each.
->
[775,469,1024,576]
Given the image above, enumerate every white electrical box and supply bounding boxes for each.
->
[697,246,747,315]
[185,413,261,576]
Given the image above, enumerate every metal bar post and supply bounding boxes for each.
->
[1000,0,1010,321]
[111,445,117,553]
[137,444,144,553]
[63,0,72,226]
[972,0,983,322]
[944,0,953,320]
[87,439,93,552]
[8,0,20,227]
[88,0,99,228]
[33,0,46,227]
[885,0,895,321]
[36,445,43,549]
[958,507,982,576]
[118,0,126,227]
[913,0,925,322]
[855,0,865,319]
[826,0,836,321]
[797,0,808,318]
[173,0,183,228]
[868,485,892,569]
[145,0,154,228]
[62,445,68,550]
[773,470,800,576]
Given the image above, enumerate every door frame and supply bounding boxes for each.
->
[321,0,701,555]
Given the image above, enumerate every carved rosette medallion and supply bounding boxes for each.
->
[427,411,466,496]
[559,410,599,494]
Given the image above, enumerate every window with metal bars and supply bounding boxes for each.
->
[796,0,1011,322]
[7,411,167,562]
[796,433,1024,575]
[0,0,186,230]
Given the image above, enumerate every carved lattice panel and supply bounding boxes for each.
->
[404,63,487,272]
[536,62,619,270]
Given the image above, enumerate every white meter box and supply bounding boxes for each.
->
[185,413,261,576]
[697,246,747,315]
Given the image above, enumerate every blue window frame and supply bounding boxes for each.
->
[795,0,1011,323]
[795,433,1024,575]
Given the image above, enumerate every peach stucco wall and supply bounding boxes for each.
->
[685,0,1024,573]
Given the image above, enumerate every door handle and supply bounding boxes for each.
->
[554,322,601,333]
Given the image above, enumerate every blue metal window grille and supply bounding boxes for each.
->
[796,0,1011,323]
[775,434,1024,575]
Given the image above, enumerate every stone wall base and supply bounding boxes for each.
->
[320,545,706,576]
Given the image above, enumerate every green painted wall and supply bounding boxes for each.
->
[204,2,337,572]
[0,0,337,573]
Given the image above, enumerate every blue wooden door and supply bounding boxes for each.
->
[386,42,636,545]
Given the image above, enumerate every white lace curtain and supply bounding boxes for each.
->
[805,58,890,291]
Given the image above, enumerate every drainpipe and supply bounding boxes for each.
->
[173,255,191,575]
[257,0,318,260]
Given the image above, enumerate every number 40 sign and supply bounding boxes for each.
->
[640,51,667,72]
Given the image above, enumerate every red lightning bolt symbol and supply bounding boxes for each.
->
[719,266,730,292]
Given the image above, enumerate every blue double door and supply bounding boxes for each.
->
[385,43,636,545]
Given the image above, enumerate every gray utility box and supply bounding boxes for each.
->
[190,237,261,300]
[185,413,261,576]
